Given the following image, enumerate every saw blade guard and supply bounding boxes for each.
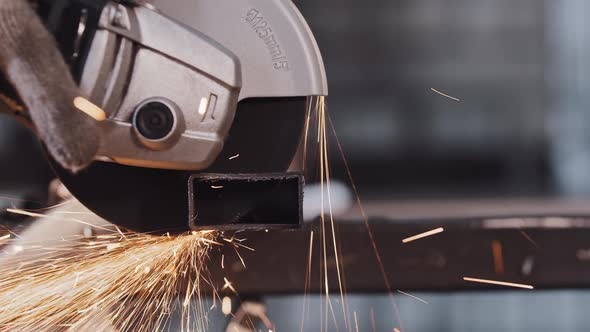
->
[77,0,328,172]
[151,0,328,100]
[50,0,328,233]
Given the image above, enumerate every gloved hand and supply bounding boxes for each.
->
[0,0,100,173]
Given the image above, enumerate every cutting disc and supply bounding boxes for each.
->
[55,97,308,233]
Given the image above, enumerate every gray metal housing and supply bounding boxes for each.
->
[81,3,242,170]
[80,0,327,171]
[152,0,328,100]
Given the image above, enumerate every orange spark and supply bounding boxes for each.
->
[463,277,534,290]
[0,230,218,331]
[222,277,237,294]
[397,290,429,304]
[430,88,461,102]
[402,227,444,244]
[6,208,112,232]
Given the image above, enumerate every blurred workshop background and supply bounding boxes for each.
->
[283,0,590,331]
[300,0,590,199]
[1,0,590,331]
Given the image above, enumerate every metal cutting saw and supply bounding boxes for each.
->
[1,0,328,233]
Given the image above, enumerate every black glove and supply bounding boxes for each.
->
[0,0,100,172]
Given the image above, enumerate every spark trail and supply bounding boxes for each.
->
[301,96,403,331]
[301,96,349,331]
[0,226,218,332]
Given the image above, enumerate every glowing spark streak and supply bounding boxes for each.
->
[315,97,341,331]
[354,311,360,332]
[221,254,225,269]
[198,238,223,246]
[115,226,128,240]
[318,97,330,331]
[326,296,339,332]
[106,243,121,251]
[397,290,429,304]
[302,97,314,171]
[14,263,25,273]
[228,154,240,160]
[0,231,215,331]
[183,280,195,307]
[5,208,112,232]
[463,277,534,289]
[222,277,237,294]
[402,227,444,244]
[211,185,224,189]
[73,272,81,288]
[233,242,255,252]
[300,230,314,332]
[73,96,107,121]
[5,229,21,239]
[210,291,217,310]
[233,246,247,269]
[430,88,461,102]
[319,96,348,327]
[520,231,540,248]
[370,307,376,332]
[0,234,10,241]
[327,114,404,331]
